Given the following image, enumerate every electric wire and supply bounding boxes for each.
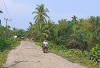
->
[2,0,12,20]
[0,1,8,19]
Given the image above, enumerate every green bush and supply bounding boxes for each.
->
[48,41,54,49]
[6,37,19,47]
[0,37,20,67]
[90,45,100,62]
[0,36,20,52]
[65,49,84,58]
[0,37,10,52]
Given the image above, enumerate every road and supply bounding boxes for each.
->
[4,41,86,68]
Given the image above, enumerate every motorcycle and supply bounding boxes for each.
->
[42,44,48,53]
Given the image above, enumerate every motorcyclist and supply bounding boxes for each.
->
[42,40,48,53]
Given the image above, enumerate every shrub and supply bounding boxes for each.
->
[6,37,17,47]
[0,37,10,52]
[90,45,100,62]
[66,49,84,58]
[0,36,20,52]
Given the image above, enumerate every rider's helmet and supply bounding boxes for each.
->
[45,40,47,42]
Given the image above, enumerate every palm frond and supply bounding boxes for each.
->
[44,8,49,13]
[33,15,39,20]
[43,13,50,19]
[32,11,39,14]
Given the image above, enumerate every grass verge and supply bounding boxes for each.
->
[35,41,99,68]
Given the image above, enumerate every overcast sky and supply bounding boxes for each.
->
[0,0,100,30]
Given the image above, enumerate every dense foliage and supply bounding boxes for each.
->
[0,36,10,52]
[0,9,26,67]
[36,42,98,68]
[27,9,100,51]
[26,4,100,67]
[0,25,21,67]
[0,25,25,51]
[90,45,100,62]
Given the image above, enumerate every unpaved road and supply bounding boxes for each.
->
[4,41,86,68]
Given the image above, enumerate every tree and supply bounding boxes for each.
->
[57,19,69,45]
[28,21,50,41]
[13,27,18,36]
[30,4,50,41]
[32,4,50,31]
[72,15,78,24]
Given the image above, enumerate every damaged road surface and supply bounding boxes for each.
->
[4,41,86,68]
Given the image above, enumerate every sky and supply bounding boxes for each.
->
[0,0,100,30]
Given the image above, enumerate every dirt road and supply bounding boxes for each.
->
[4,41,86,68]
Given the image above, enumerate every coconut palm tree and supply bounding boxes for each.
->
[28,21,50,41]
[30,4,50,41]
[32,4,50,31]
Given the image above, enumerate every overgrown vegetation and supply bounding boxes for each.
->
[90,45,100,62]
[0,25,21,67]
[26,4,100,68]
[35,42,99,68]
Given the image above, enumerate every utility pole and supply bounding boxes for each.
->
[4,18,11,37]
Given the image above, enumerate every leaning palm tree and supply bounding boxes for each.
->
[32,4,50,31]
